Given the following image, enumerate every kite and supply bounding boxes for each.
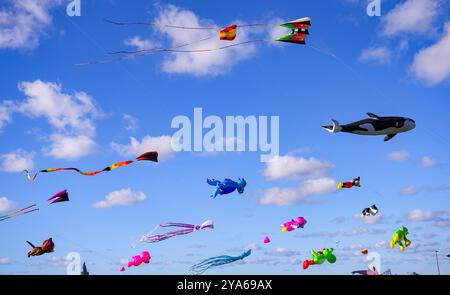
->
[361,249,368,255]
[302,248,336,270]
[220,25,237,41]
[27,238,55,257]
[190,249,251,275]
[120,267,125,272]
[263,236,271,244]
[281,217,307,232]
[134,220,214,245]
[24,151,158,181]
[79,17,311,65]
[323,113,416,142]
[362,205,378,217]
[48,190,69,204]
[207,178,247,198]
[390,226,411,252]
[124,251,151,270]
[276,17,311,45]
[0,204,39,222]
[337,177,360,190]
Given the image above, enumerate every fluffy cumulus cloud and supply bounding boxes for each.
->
[0,0,62,50]
[144,4,261,76]
[14,80,99,160]
[263,155,334,181]
[386,150,410,162]
[401,185,450,196]
[0,149,34,172]
[382,0,443,37]
[421,156,438,168]
[111,135,175,160]
[92,188,146,208]
[410,22,450,85]
[354,212,384,225]
[359,46,392,65]
[408,209,439,221]
[124,36,158,52]
[0,257,13,265]
[0,196,15,212]
[260,178,337,206]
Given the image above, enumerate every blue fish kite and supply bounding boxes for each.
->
[207,178,247,198]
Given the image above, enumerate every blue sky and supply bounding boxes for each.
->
[1,0,450,275]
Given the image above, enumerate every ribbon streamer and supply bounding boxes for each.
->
[0,204,39,222]
[24,151,158,181]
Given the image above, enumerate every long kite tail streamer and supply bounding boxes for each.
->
[0,204,39,222]
[190,249,251,275]
[24,151,158,181]
[104,19,269,30]
[135,220,214,246]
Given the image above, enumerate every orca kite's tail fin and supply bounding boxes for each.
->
[322,119,342,133]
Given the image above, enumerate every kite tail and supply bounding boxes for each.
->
[190,249,251,275]
[0,205,39,222]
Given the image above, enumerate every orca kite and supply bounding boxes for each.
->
[322,113,415,142]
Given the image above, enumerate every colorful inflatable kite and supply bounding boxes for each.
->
[135,220,214,245]
[302,248,336,270]
[362,205,378,217]
[390,226,411,252]
[338,177,360,190]
[27,238,54,257]
[190,249,251,275]
[282,217,307,232]
[207,178,247,198]
[361,249,368,255]
[48,190,70,204]
[263,236,271,244]
[125,251,151,270]
[220,25,237,41]
[276,17,311,44]
[24,151,158,181]
[0,204,39,222]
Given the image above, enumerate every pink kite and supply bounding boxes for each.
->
[263,236,271,244]
[126,251,151,269]
[282,217,307,232]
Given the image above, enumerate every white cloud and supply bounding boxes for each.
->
[359,46,392,65]
[0,197,15,212]
[375,241,387,249]
[0,0,61,50]
[92,188,146,208]
[152,4,258,76]
[382,0,443,37]
[265,247,299,257]
[124,36,158,52]
[111,135,174,160]
[44,134,96,160]
[401,185,418,195]
[245,243,261,251]
[260,178,337,206]
[0,101,14,132]
[408,209,438,221]
[0,149,34,172]
[263,155,334,181]
[15,80,99,160]
[122,114,138,131]
[344,227,368,236]
[421,156,438,168]
[386,150,410,161]
[354,212,383,225]
[17,80,98,135]
[410,22,450,85]
[0,257,13,265]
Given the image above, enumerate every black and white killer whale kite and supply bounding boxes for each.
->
[322,113,415,142]
[362,205,378,217]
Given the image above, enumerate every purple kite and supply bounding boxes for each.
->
[48,190,70,204]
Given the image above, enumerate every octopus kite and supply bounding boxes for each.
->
[390,226,411,252]
[27,238,55,257]
[24,151,158,181]
[207,178,247,198]
[302,248,336,270]
[281,217,307,232]
[135,220,214,245]
[190,249,251,275]
[337,177,360,190]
